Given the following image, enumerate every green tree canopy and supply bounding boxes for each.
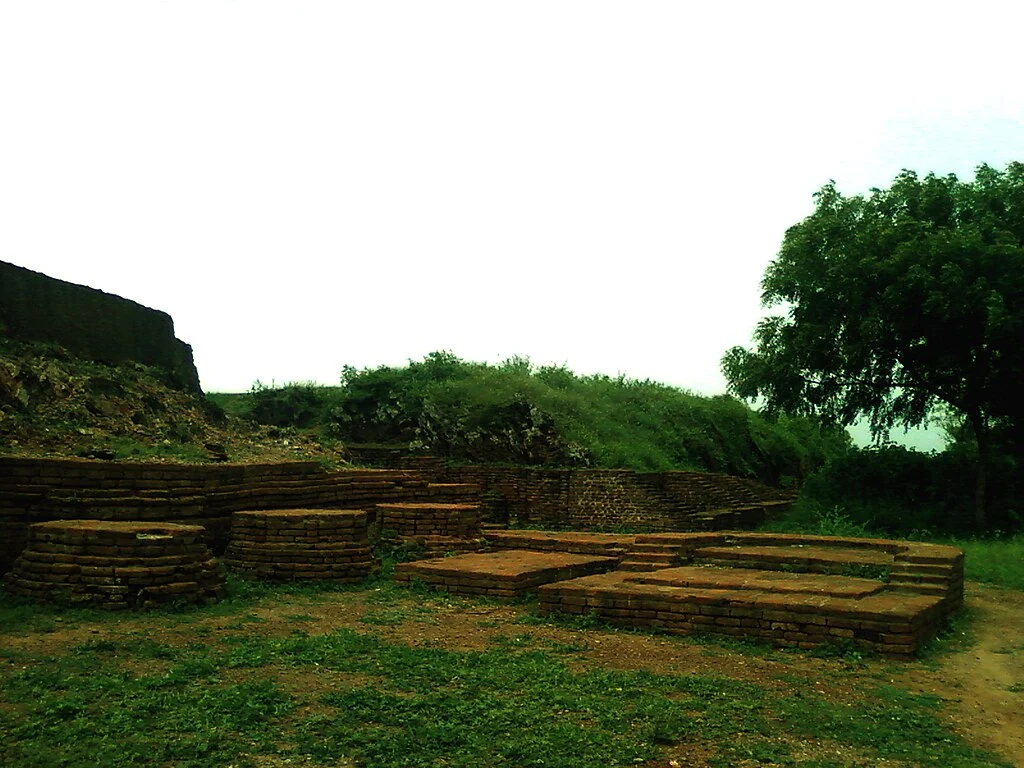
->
[722,162,1024,528]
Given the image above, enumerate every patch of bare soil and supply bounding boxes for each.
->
[898,583,1024,767]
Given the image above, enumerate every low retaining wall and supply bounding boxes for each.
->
[0,456,794,574]
[440,466,793,530]
[0,457,477,572]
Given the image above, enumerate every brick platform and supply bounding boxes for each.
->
[483,530,635,558]
[2,520,224,609]
[393,550,618,597]
[376,503,481,536]
[534,533,964,656]
[377,502,486,560]
[627,533,965,604]
[537,567,947,657]
[394,530,964,657]
[224,509,376,582]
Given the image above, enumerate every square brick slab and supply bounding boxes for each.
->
[537,570,947,656]
[693,545,893,568]
[393,550,618,597]
[627,566,886,598]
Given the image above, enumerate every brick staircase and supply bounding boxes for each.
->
[617,540,683,571]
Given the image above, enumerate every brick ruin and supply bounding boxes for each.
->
[0,457,476,573]
[376,501,487,558]
[3,520,224,609]
[0,456,967,654]
[225,509,376,582]
[399,531,964,657]
[0,456,793,574]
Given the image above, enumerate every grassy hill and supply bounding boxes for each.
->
[211,352,850,485]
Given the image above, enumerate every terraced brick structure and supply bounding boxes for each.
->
[3,520,224,609]
[393,550,618,598]
[537,532,964,657]
[376,502,486,558]
[483,529,635,558]
[225,509,375,582]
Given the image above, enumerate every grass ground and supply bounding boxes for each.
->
[1,567,1020,768]
[951,536,1024,591]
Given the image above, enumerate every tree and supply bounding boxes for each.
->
[722,162,1024,530]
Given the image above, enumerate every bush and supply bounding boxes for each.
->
[326,353,849,483]
[248,381,341,429]
[794,445,1022,536]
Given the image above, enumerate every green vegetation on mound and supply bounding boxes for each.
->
[213,352,850,484]
[0,339,343,465]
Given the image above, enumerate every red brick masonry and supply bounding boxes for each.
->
[537,532,963,656]
[3,520,225,609]
[225,509,376,582]
[393,550,619,598]
[401,531,963,657]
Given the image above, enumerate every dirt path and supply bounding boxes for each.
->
[901,583,1024,766]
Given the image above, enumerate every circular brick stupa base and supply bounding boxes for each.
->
[3,520,225,610]
[225,509,376,582]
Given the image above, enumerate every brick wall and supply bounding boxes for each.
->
[440,465,792,530]
[0,457,469,573]
[0,456,792,573]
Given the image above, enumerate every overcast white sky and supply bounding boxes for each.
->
[2,2,1022,449]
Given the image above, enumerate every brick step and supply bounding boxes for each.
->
[628,542,682,554]
[627,552,679,564]
[889,582,949,596]
[888,574,954,586]
[616,560,666,572]
[694,557,889,577]
[889,564,954,577]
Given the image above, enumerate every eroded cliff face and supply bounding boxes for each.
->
[0,260,201,392]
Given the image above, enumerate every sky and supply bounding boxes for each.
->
[2,2,1022,449]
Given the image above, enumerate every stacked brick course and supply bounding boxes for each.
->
[439,466,792,531]
[483,530,634,559]
[536,568,947,657]
[534,532,963,656]
[376,502,480,536]
[3,520,224,609]
[376,502,486,558]
[0,457,477,572]
[225,509,375,582]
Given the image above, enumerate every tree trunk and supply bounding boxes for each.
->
[970,412,989,532]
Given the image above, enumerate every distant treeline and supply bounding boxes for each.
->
[209,352,851,486]
[781,444,1022,536]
